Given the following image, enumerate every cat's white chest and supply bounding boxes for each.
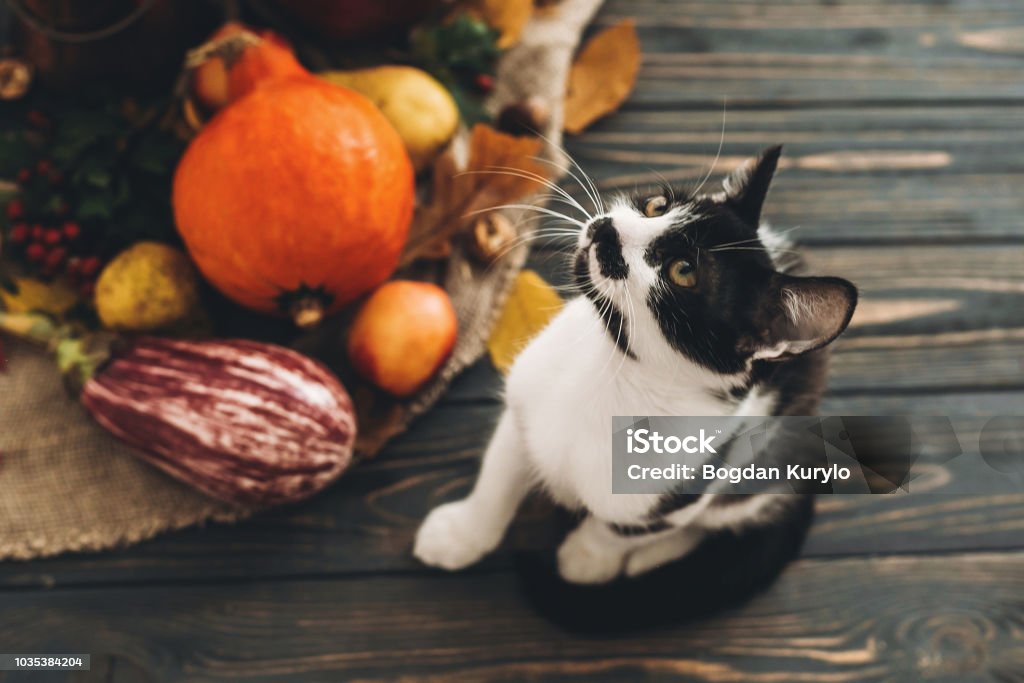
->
[504,299,732,523]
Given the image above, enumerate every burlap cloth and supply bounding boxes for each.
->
[0,0,604,561]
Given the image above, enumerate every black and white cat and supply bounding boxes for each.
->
[414,146,857,622]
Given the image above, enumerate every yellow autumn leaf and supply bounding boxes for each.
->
[0,276,79,315]
[488,270,563,375]
[462,0,533,48]
[564,19,641,135]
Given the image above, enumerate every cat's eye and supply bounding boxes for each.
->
[644,196,669,217]
[666,258,697,287]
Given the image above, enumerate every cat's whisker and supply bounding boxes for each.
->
[651,168,677,204]
[528,134,604,214]
[609,281,637,385]
[538,160,602,218]
[534,193,594,218]
[489,232,580,263]
[711,225,804,251]
[691,98,728,198]
[480,217,582,267]
[519,145,593,206]
[466,167,592,220]
[711,236,764,249]
[415,143,859,602]
[467,204,586,228]
[709,246,803,255]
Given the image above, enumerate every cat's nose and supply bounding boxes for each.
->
[588,217,629,280]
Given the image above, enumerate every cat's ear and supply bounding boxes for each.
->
[751,274,858,361]
[718,145,783,226]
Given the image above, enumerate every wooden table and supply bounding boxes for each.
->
[3,1,1024,680]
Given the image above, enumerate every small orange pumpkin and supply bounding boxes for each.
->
[173,75,414,326]
[190,22,302,111]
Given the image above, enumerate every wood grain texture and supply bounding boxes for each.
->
[3,553,1024,682]
[3,1,1024,679]
[441,243,1024,398]
[1,393,1021,589]
[595,0,1024,105]
[560,106,1024,243]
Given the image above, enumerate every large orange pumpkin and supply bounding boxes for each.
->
[173,75,414,326]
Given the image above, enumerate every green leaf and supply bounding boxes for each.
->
[112,176,131,209]
[410,13,498,126]
[58,110,119,143]
[131,135,182,175]
[78,192,114,221]
[85,167,112,189]
[51,137,92,165]
[0,133,35,177]
[44,194,67,214]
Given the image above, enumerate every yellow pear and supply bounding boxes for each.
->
[321,66,459,172]
[95,242,202,332]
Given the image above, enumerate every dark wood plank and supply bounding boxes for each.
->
[560,106,1024,243]
[445,330,1024,399]
[3,553,1024,681]
[2,391,1021,589]
[597,0,1024,105]
[446,243,1024,400]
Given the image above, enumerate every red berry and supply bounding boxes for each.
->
[8,223,29,243]
[31,224,44,241]
[44,228,62,245]
[79,281,95,297]
[26,110,49,129]
[16,168,32,184]
[45,247,66,269]
[48,170,63,186]
[36,159,53,175]
[26,243,45,262]
[6,200,24,220]
[62,221,81,240]
[79,256,102,277]
[66,256,82,275]
[475,73,494,93]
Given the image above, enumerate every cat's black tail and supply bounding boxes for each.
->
[513,494,814,634]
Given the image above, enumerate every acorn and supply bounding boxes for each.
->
[497,96,551,136]
[469,212,517,263]
[0,58,32,100]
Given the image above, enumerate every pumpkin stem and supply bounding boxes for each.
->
[185,31,262,71]
[290,298,325,328]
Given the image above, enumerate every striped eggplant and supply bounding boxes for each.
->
[79,337,357,506]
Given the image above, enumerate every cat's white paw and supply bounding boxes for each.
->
[413,501,498,571]
[557,528,624,585]
[624,530,702,577]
